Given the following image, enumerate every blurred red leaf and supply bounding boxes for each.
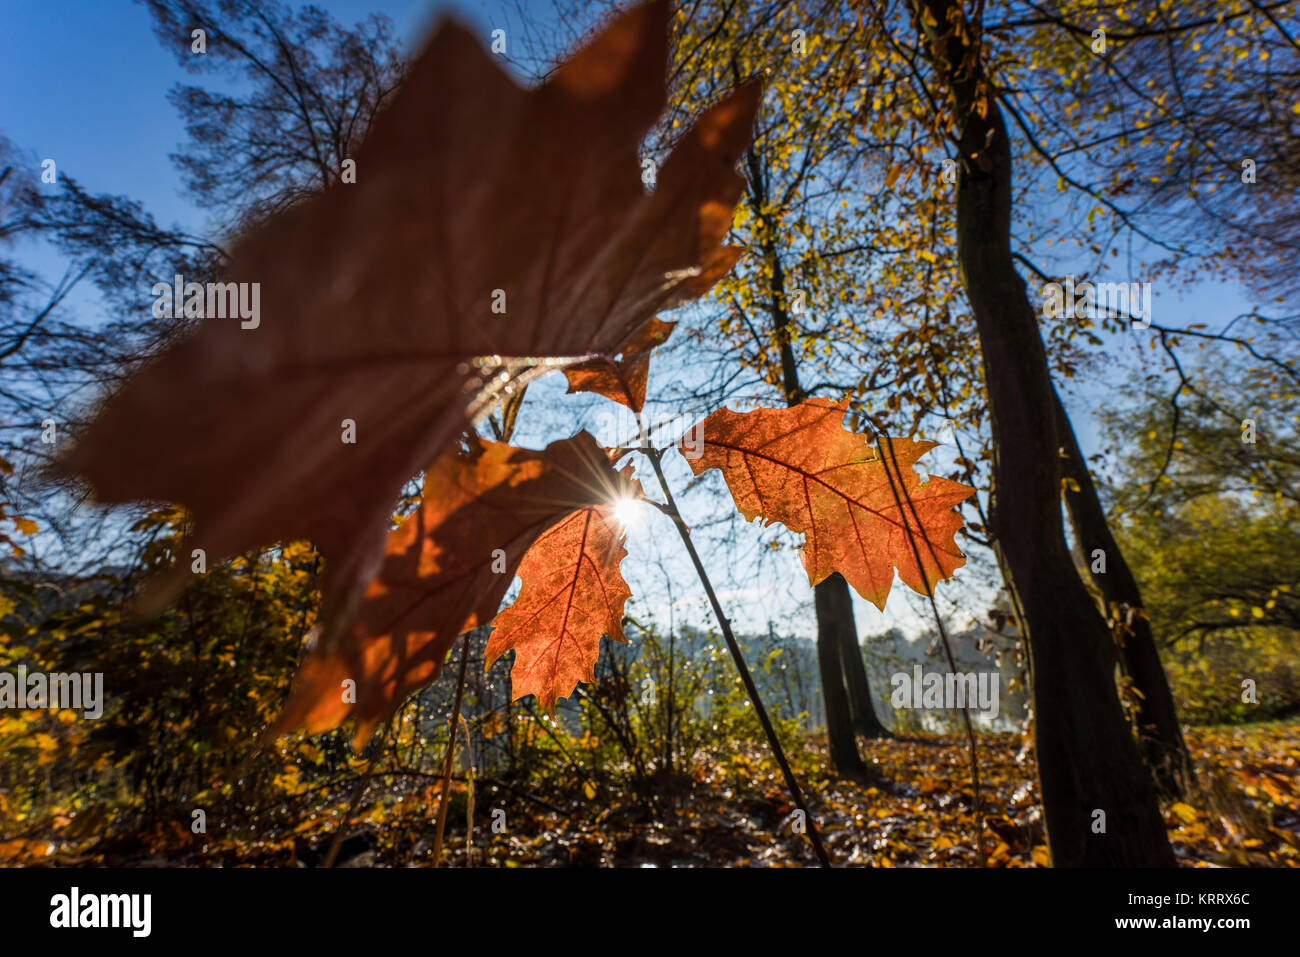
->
[56,0,757,647]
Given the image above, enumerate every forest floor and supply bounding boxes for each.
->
[415,719,1300,868]
[8,719,1299,867]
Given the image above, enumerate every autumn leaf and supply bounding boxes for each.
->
[56,0,758,646]
[679,398,974,607]
[267,431,636,747]
[563,318,676,412]
[486,499,635,712]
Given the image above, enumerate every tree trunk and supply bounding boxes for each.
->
[914,0,1174,865]
[1053,386,1193,797]
[833,579,888,737]
[815,577,868,775]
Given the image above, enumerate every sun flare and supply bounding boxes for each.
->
[612,497,642,529]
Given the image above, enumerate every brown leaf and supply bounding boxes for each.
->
[562,317,676,412]
[486,500,635,712]
[679,398,974,607]
[267,431,636,747]
[56,0,758,645]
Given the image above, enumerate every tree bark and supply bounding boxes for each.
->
[1053,386,1193,797]
[815,576,868,775]
[835,583,889,737]
[914,0,1175,865]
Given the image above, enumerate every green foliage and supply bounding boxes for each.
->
[1101,354,1300,722]
[0,507,333,854]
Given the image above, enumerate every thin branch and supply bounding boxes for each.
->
[642,442,833,867]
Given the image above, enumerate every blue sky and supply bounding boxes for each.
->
[0,0,539,285]
[0,0,1267,644]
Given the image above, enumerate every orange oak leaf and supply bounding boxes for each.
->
[485,501,634,712]
[55,0,758,647]
[268,430,636,747]
[679,399,975,608]
[562,317,676,412]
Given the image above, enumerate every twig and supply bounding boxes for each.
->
[643,444,833,867]
[872,432,987,868]
[458,712,475,867]
[432,633,471,868]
